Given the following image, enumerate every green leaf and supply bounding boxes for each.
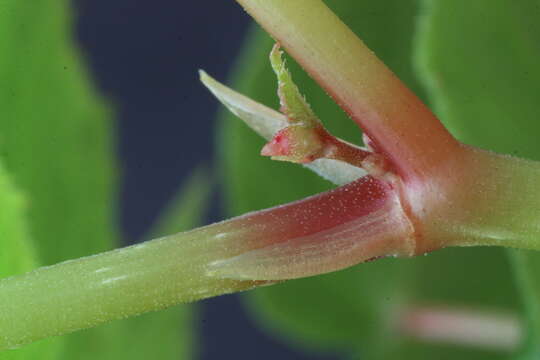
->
[0,0,117,265]
[60,309,194,360]
[415,0,540,356]
[0,164,37,277]
[0,1,197,358]
[245,259,415,358]
[388,248,518,360]
[0,0,116,358]
[0,161,62,359]
[149,166,212,238]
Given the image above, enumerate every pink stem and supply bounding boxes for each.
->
[207,176,415,280]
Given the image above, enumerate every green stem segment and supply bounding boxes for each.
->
[0,230,263,350]
[412,147,540,253]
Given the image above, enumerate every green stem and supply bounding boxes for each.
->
[0,173,410,349]
[235,0,461,183]
[0,230,264,350]
[417,147,540,252]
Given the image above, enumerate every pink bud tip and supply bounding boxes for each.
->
[261,131,291,157]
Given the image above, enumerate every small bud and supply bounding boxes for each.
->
[261,125,325,163]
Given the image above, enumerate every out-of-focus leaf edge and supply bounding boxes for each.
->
[414,0,540,358]
[0,162,62,360]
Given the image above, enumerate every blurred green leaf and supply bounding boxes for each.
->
[415,0,540,357]
[388,248,517,360]
[149,166,212,238]
[0,164,37,277]
[0,0,117,264]
[0,162,62,360]
[0,1,200,359]
[1,0,116,358]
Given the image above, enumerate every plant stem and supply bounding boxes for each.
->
[202,68,540,254]
[235,0,461,183]
[0,228,263,350]
[415,147,540,252]
[0,176,414,350]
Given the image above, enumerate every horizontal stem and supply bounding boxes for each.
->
[0,229,265,350]
[414,146,540,252]
[0,176,414,350]
[208,178,415,280]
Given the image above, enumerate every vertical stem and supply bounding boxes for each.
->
[235,0,461,183]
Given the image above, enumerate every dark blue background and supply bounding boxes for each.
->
[74,1,338,359]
